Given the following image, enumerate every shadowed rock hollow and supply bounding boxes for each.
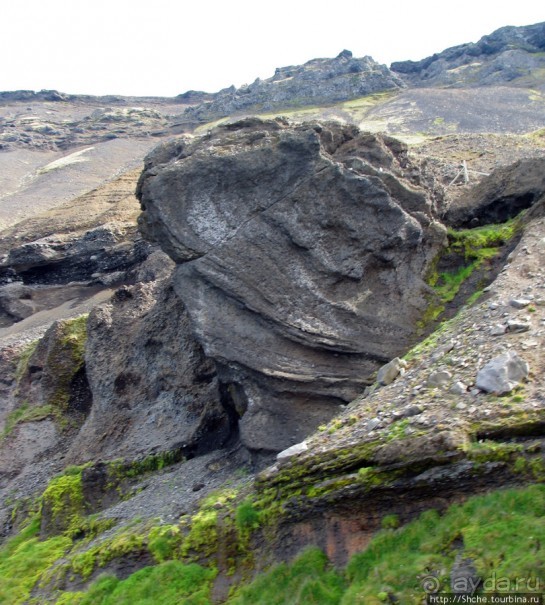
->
[137,118,446,452]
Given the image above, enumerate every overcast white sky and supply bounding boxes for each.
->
[1,0,543,97]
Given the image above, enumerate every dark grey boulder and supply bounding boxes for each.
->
[138,119,446,452]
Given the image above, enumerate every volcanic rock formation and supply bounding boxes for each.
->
[137,118,446,452]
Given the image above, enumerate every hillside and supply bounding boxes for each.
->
[0,20,545,605]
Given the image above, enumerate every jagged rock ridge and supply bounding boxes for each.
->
[137,118,446,452]
[184,50,404,122]
[391,21,545,88]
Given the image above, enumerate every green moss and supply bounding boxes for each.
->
[148,524,183,563]
[107,449,186,483]
[69,525,148,580]
[404,314,458,362]
[181,508,219,559]
[513,456,545,481]
[50,485,545,604]
[447,220,518,253]
[466,289,484,305]
[464,440,524,465]
[41,470,87,537]
[385,418,411,441]
[420,218,521,331]
[525,127,545,143]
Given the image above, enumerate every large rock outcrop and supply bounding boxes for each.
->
[184,51,404,122]
[137,119,446,452]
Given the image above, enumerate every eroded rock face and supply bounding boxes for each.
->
[137,119,446,452]
[68,252,232,462]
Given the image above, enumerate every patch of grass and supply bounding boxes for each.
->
[14,340,39,382]
[385,418,411,442]
[53,560,216,605]
[234,481,545,602]
[236,499,261,533]
[343,485,545,602]
[228,547,345,605]
[381,514,400,530]
[1,403,55,440]
[0,517,71,605]
[4,470,545,605]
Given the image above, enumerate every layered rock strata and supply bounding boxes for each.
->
[137,119,446,451]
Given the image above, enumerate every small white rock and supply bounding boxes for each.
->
[490,324,507,336]
[510,298,532,309]
[277,441,308,461]
[506,320,531,333]
[450,381,467,395]
[427,369,452,387]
